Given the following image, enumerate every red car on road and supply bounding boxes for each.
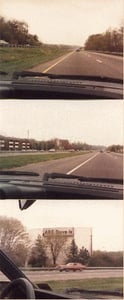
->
[57,262,87,272]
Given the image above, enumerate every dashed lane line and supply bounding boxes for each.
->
[67,152,99,175]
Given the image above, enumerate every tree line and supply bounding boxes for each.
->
[0,16,41,46]
[32,139,100,151]
[106,144,123,153]
[1,133,123,152]
[89,250,123,267]
[84,27,123,53]
[1,134,123,152]
[0,217,123,267]
[0,134,105,151]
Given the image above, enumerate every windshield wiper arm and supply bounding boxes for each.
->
[12,71,123,84]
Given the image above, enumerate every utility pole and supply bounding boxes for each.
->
[90,229,93,256]
[27,129,29,139]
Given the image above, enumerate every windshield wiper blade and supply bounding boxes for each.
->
[2,170,119,182]
[0,170,39,176]
[65,287,123,297]
[0,172,122,200]
[12,71,123,84]
[43,172,123,185]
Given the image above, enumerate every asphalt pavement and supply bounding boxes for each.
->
[0,269,122,282]
[7,151,123,180]
[29,50,123,80]
[23,268,123,281]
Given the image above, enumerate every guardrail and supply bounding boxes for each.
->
[0,44,41,48]
[21,266,123,271]
[87,50,123,56]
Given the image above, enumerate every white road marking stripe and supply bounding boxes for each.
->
[67,152,99,175]
[43,51,75,73]
[96,59,102,63]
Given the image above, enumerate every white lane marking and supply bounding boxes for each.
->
[67,152,99,175]
[96,59,102,63]
[43,51,75,73]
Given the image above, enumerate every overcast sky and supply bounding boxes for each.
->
[0,0,123,45]
[0,100,123,146]
[0,200,123,251]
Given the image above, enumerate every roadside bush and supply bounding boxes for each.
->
[89,251,123,267]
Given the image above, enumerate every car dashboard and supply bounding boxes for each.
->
[0,75,123,99]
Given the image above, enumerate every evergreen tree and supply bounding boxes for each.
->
[29,234,47,267]
[78,247,90,264]
[66,239,79,263]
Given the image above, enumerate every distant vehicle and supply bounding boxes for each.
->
[57,262,87,272]
[68,149,75,152]
[48,148,56,152]
[0,39,9,46]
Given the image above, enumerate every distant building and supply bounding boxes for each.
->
[29,227,92,264]
[0,135,31,151]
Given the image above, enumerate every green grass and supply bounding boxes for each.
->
[36,278,123,295]
[0,45,70,77]
[0,151,88,170]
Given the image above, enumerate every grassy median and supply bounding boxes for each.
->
[0,45,70,77]
[36,277,123,294]
[0,151,89,170]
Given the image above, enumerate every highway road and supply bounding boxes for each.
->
[30,50,123,80]
[0,269,122,282]
[7,151,123,180]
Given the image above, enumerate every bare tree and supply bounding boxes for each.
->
[44,233,67,266]
[0,216,30,266]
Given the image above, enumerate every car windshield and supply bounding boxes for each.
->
[0,199,123,299]
[0,0,123,83]
[0,100,123,199]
